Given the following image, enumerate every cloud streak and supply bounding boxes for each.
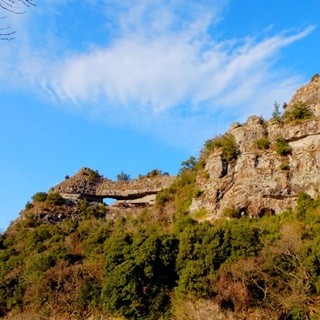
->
[0,0,316,150]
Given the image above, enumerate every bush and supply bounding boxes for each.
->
[88,169,101,181]
[175,220,262,297]
[116,171,130,181]
[146,169,162,177]
[191,209,208,220]
[102,229,178,319]
[156,188,174,208]
[32,192,47,202]
[295,192,313,220]
[275,137,292,156]
[46,192,64,205]
[271,101,282,122]
[205,133,238,162]
[181,156,197,171]
[283,101,313,122]
[279,160,290,171]
[25,202,33,210]
[223,206,241,218]
[254,137,270,150]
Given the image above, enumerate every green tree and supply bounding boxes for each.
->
[275,137,292,156]
[116,171,130,181]
[254,137,270,150]
[181,156,197,171]
[205,133,238,162]
[283,101,313,122]
[271,101,282,121]
[102,229,178,319]
[32,192,47,202]
[46,192,64,205]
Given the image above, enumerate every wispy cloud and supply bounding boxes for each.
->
[0,0,316,150]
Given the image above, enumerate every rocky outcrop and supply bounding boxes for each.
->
[26,75,320,222]
[288,74,320,116]
[191,75,320,219]
[49,167,175,207]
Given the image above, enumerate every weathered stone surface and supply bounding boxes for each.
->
[49,167,175,207]
[191,75,320,220]
[287,74,320,116]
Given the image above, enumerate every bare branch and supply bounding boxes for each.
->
[0,0,35,39]
[0,0,35,40]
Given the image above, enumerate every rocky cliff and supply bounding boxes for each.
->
[190,74,320,219]
[50,167,174,204]
[18,168,174,222]
[20,75,320,223]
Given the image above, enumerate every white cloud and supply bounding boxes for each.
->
[0,0,316,150]
[50,23,314,114]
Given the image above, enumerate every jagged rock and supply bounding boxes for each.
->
[287,74,320,116]
[21,75,320,223]
[191,75,320,220]
[50,167,175,206]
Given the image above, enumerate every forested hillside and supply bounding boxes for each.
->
[2,75,320,319]
[1,165,320,319]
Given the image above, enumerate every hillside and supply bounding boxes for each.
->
[1,75,320,319]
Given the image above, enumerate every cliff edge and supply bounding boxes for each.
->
[191,74,320,219]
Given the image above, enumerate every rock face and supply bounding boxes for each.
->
[191,75,320,219]
[50,167,175,207]
[288,74,320,116]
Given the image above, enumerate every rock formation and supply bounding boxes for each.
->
[50,167,175,207]
[21,75,320,223]
[191,74,320,219]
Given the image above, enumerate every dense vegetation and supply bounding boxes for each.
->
[2,166,320,320]
[1,100,319,319]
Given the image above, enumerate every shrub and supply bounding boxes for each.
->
[271,101,282,122]
[46,192,64,205]
[83,203,107,220]
[223,206,241,218]
[279,160,290,171]
[275,137,292,156]
[32,192,47,202]
[88,169,101,181]
[146,169,162,177]
[156,188,174,208]
[181,156,197,171]
[25,202,33,210]
[205,133,238,162]
[191,209,208,220]
[295,192,313,220]
[193,188,203,198]
[283,101,313,122]
[254,137,270,150]
[116,171,130,181]
[102,230,178,319]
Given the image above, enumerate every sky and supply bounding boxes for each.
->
[0,0,319,231]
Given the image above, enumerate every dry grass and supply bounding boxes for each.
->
[171,296,235,320]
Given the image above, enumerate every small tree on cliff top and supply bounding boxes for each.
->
[117,171,130,181]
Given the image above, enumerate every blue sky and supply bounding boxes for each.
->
[0,0,319,231]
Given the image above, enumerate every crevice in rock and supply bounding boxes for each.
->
[258,207,275,217]
[219,157,229,178]
[254,155,260,167]
[239,207,248,217]
[262,194,296,199]
[286,132,320,142]
[216,189,224,202]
